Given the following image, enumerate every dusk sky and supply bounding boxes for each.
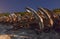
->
[0,0,60,13]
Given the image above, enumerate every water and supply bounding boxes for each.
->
[0,24,60,39]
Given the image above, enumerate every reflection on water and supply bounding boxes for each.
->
[0,24,13,34]
[0,24,60,39]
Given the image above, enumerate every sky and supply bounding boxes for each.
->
[0,0,60,13]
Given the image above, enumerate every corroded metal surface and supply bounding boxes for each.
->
[0,7,60,39]
[38,7,54,27]
[26,7,44,30]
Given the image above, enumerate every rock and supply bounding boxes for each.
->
[0,35,11,39]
